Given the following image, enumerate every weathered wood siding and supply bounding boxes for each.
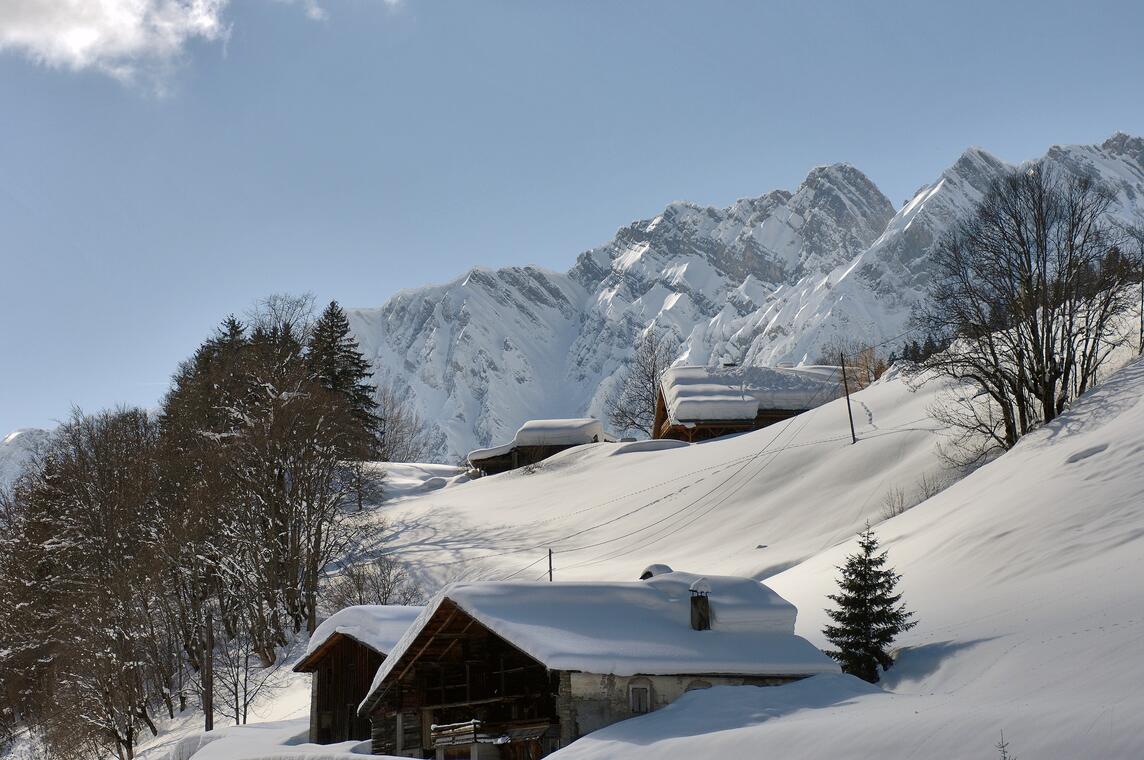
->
[562,672,803,738]
[310,636,383,744]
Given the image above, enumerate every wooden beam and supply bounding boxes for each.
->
[418,694,534,711]
[394,606,459,683]
[435,618,476,662]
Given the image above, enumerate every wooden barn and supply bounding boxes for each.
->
[652,364,843,442]
[357,571,838,759]
[293,605,423,744]
[467,419,615,475]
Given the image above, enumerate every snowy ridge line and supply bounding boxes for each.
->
[539,395,941,580]
[347,134,1144,462]
[393,367,915,582]
[397,400,817,577]
[549,385,834,575]
[551,426,863,578]
[497,374,848,582]
[551,375,834,557]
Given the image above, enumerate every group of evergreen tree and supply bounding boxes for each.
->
[0,297,388,760]
[889,333,945,365]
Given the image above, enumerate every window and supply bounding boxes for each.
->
[629,685,650,714]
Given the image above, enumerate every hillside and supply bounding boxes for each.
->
[133,354,955,760]
[552,355,1144,760]
[346,133,1144,460]
[368,364,951,589]
[137,347,1144,760]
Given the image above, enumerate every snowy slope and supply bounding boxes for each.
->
[153,350,1144,760]
[551,356,1144,760]
[347,133,1144,461]
[364,364,950,587]
[144,370,950,760]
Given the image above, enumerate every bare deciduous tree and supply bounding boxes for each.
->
[321,555,423,614]
[604,328,677,438]
[376,385,433,464]
[210,613,282,726]
[910,163,1140,466]
[815,338,889,389]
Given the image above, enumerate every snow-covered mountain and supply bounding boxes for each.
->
[348,134,1144,461]
[0,428,48,490]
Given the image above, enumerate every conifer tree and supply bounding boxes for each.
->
[823,524,916,683]
[307,301,382,455]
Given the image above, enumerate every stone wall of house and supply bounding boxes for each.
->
[560,672,801,740]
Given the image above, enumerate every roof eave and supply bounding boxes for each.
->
[293,631,383,673]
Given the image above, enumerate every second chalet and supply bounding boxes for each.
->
[356,569,838,759]
[294,604,423,744]
[467,418,615,475]
[653,364,844,442]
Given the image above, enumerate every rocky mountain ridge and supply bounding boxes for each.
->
[262,136,1144,460]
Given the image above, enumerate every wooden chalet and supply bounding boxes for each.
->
[357,571,839,759]
[653,364,844,442]
[467,419,614,476]
[293,605,422,744]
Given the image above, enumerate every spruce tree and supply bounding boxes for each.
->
[307,300,382,454]
[822,524,916,683]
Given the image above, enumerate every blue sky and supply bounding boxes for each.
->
[1,0,1142,434]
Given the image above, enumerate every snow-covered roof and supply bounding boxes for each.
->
[468,418,613,464]
[361,571,838,713]
[294,605,423,672]
[661,365,843,424]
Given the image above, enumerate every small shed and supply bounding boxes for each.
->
[468,418,615,475]
[653,364,843,442]
[293,605,423,744]
[357,571,838,758]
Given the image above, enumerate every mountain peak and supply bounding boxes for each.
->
[1101,131,1144,165]
[345,133,1144,460]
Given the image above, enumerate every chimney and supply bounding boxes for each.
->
[639,563,673,581]
[689,578,712,631]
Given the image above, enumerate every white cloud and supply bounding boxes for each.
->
[0,0,406,85]
[273,0,402,21]
[0,0,230,81]
[277,0,328,21]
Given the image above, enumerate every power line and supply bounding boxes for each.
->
[395,346,914,579]
[555,392,828,573]
[496,553,549,581]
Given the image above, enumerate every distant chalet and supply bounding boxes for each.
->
[467,418,615,475]
[357,569,838,759]
[653,364,844,442]
[293,605,423,744]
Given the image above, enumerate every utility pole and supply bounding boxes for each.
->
[203,610,214,732]
[548,549,553,582]
[841,352,857,445]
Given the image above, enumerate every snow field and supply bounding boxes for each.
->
[149,352,1144,760]
[554,356,1144,759]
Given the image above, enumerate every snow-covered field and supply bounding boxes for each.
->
[372,364,950,590]
[119,350,1144,760]
[555,355,1144,759]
